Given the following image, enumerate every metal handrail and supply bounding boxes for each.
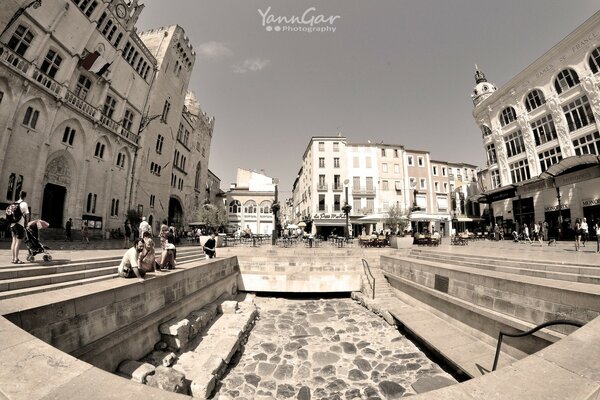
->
[361,259,375,300]
[492,319,584,371]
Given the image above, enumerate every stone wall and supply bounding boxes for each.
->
[4,257,239,372]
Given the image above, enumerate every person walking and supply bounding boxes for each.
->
[138,216,151,238]
[81,221,90,244]
[594,220,600,254]
[581,218,589,247]
[535,221,543,245]
[9,191,29,264]
[65,218,72,241]
[574,218,582,252]
[124,220,132,248]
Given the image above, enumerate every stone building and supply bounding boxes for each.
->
[472,10,600,238]
[0,1,213,235]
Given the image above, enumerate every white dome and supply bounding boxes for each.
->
[471,68,496,106]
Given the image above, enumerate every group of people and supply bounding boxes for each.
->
[511,221,545,245]
[574,217,600,252]
[117,218,179,281]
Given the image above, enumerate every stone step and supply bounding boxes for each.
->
[0,273,119,300]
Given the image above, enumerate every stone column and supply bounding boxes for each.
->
[580,75,600,126]
[546,95,575,157]
[492,128,510,185]
[518,114,540,177]
[74,159,90,227]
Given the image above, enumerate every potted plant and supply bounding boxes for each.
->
[384,204,411,249]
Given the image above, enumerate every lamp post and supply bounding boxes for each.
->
[555,185,563,240]
[342,179,351,240]
[271,178,279,245]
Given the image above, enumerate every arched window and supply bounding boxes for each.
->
[554,69,580,94]
[260,201,272,214]
[229,200,241,214]
[499,106,517,127]
[480,125,492,138]
[94,142,105,158]
[22,106,40,129]
[524,89,546,112]
[244,201,257,215]
[62,126,75,146]
[589,47,600,74]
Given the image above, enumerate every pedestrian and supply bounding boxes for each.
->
[82,221,89,244]
[581,217,589,247]
[117,238,146,281]
[65,218,72,241]
[523,224,532,243]
[124,219,131,248]
[0,217,6,240]
[536,221,543,245]
[542,221,548,241]
[138,216,151,238]
[574,218,582,251]
[203,232,216,258]
[595,220,600,253]
[8,191,29,264]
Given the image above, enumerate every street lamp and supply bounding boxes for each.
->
[555,184,563,240]
[271,178,279,245]
[342,179,352,240]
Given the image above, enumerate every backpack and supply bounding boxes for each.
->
[5,201,22,224]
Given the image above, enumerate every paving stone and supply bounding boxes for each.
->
[348,369,369,381]
[353,358,372,372]
[378,380,406,399]
[277,383,297,398]
[298,385,311,400]
[245,373,261,387]
[273,364,294,380]
[261,342,278,353]
[257,362,277,376]
[320,365,336,376]
[411,375,456,394]
[297,348,308,360]
[313,351,341,366]
[341,342,357,354]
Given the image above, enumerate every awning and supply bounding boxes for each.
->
[453,216,484,222]
[409,211,451,222]
[539,155,600,179]
[313,219,347,226]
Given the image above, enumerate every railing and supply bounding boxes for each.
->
[317,184,328,191]
[361,259,375,300]
[32,67,61,96]
[0,45,31,74]
[353,187,376,196]
[65,90,97,119]
[120,126,140,145]
[100,114,120,133]
[492,319,584,371]
[332,185,343,192]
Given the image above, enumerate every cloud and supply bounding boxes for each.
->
[233,57,271,73]
[196,41,234,60]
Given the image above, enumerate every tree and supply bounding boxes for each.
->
[126,209,142,227]
[194,203,228,233]
[384,204,408,235]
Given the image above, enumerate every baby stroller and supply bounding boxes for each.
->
[24,220,52,262]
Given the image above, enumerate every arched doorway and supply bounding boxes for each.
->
[42,183,66,228]
[168,197,183,227]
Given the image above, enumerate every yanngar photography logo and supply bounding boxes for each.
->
[258,6,340,33]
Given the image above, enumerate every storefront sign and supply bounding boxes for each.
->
[555,166,600,187]
[517,179,551,195]
[583,198,600,207]
[544,204,569,212]
[313,213,345,219]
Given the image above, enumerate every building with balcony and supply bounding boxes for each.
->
[0,1,213,235]
[472,10,600,239]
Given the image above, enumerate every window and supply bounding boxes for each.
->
[382,180,389,191]
[382,163,388,173]
[116,152,125,168]
[318,174,326,187]
[353,157,359,168]
[161,100,171,122]
[155,134,164,154]
[485,143,497,165]
[22,106,39,129]
[6,173,15,201]
[509,159,530,183]
[563,95,595,132]
[481,125,492,137]
[573,131,600,155]
[538,147,562,173]
[554,69,580,94]
[150,194,155,208]
[334,157,340,168]
[0,91,3,104]
[318,142,325,151]
[393,149,398,158]
[366,198,374,213]
[194,163,201,190]
[365,157,372,168]
[94,142,105,158]
[409,177,416,188]
[318,194,326,211]
[40,49,62,78]
[407,155,414,166]
[334,175,341,190]
[103,95,116,118]
[420,178,426,189]
[86,193,97,213]
[381,148,386,157]
[418,156,424,167]
[73,0,99,17]
[589,47,600,74]
[110,198,119,216]
[531,114,557,146]
[74,74,92,100]
[319,157,325,168]
[353,176,360,190]
[62,126,75,146]
[353,198,361,213]
[504,130,525,158]
[334,195,341,211]
[366,177,373,190]
[8,25,34,57]
[524,89,546,112]
[434,181,440,192]
[442,167,447,176]
[229,200,241,214]
[500,106,517,127]
[395,181,402,192]
[443,182,448,193]
[432,166,438,176]
[122,109,134,131]
[491,170,501,189]
[394,164,400,173]
[333,142,339,152]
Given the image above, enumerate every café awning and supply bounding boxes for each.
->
[408,211,451,222]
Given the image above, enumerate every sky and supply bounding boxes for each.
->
[136,0,600,198]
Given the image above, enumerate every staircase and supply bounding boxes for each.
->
[0,247,204,300]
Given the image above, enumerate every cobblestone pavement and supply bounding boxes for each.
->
[215,297,456,399]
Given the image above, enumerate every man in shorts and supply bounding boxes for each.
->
[11,191,29,264]
[118,239,146,281]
